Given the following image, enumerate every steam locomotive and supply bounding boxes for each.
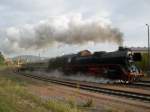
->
[19,47,144,82]
[48,47,143,82]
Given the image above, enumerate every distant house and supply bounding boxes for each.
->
[130,47,148,53]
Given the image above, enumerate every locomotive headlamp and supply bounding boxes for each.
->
[127,52,133,61]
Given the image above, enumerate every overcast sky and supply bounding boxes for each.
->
[0,0,150,57]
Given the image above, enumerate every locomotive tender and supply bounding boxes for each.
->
[48,47,144,82]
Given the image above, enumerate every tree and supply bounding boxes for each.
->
[0,52,5,65]
[136,53,148,71]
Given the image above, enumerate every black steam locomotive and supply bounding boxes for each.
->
[19,47,144,82]
[48,47,143,82]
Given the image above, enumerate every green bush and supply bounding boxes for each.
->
[0,52,5,65]
[136,53,149,71]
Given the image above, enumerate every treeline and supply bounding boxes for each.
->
[0,52,5,65]
[136,53,149,71]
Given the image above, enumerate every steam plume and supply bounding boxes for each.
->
[0,14,123,54]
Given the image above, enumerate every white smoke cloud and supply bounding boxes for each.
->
[0,14,123,54]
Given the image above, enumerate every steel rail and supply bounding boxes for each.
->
[138,81,150,83]
[131,82,150,87]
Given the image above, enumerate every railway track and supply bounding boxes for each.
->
[19,73,150,103]
[131,82,150,87]
[139,81,150,83]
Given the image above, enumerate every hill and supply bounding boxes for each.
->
[12,55,49,63]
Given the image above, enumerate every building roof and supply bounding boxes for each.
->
[130,47,148,53]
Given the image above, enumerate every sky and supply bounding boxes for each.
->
[0,0,150,57]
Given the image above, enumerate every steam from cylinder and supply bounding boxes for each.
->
[0,14,123,54]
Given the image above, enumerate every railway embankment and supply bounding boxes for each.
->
[0,67,150,112]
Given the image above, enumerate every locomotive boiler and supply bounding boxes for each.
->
[48,47,144,82]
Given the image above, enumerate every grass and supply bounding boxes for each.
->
[81,98,93,108]
[0,76,46,112]
[44,100,79,112]
[0,68,82,112]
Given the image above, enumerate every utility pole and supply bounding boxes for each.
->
[146,24,150,72]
